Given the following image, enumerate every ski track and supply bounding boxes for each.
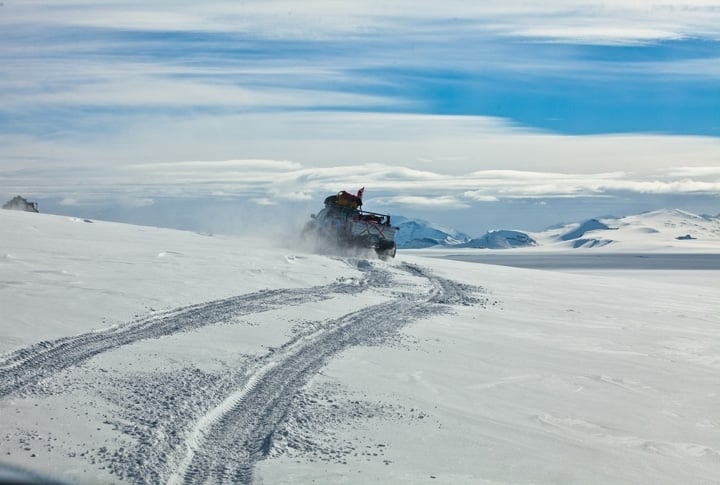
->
[167,262,480,485]
[0,267,388,399]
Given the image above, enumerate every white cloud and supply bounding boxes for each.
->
[6,0,719,44]
[463,193,500,202]
[602,179,720,194]
[664,166,720,177]
[1,75,397,111]
[3,112,720,202]
[2,2,716,230]
[251,197,276,206]
[56,195,155,208]
[510,26,685,45]
[2,0,718,153]
[130,159,303,172]
[118,197,155,208]
[270,191,314,202]
[6,156,720,226]
[372,195,471,209]
[22,110,712,174]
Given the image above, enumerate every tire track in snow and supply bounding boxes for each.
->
[167,263,479,484]
[0,270,387,399]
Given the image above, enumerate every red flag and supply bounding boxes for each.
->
[357,187,365,199]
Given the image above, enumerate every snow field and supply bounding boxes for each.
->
[259,257,720,484]
[1,210,719,484]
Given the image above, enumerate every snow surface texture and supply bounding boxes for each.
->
[1,209,719,484]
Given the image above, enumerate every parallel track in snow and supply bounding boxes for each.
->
[0,260,480,485]
[0,270,386,399]
[167,263,478,485]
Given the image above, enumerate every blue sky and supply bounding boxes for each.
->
[1,1,719,234]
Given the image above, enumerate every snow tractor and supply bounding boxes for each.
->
[303,188,398,259]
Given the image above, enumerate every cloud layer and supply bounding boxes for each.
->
[2,112,718,209]
[1,1,719,232]
[7,1,720,41]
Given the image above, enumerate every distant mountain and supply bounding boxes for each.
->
[534,208,720,250]
[393,216,472,249]
[460,230,537,249]
[394,208,720,251]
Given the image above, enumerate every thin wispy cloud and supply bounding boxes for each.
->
[5,147,718,204]
[511,26,685,45]
[8,1,720,40]
[3,2,720,132]
[372,196,471,210]
[665,166,720,177]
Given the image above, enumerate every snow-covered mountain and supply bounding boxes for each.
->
[401,209,720,251]
[459,229,537,249]
[393,216,471,248]
[534,208,720,250]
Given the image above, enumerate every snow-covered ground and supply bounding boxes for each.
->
[1,209,719,484]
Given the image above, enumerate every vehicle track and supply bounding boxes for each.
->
[0,268,388,398]
[167,263,478,484]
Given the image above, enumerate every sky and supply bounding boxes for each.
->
[1,0,719,235]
